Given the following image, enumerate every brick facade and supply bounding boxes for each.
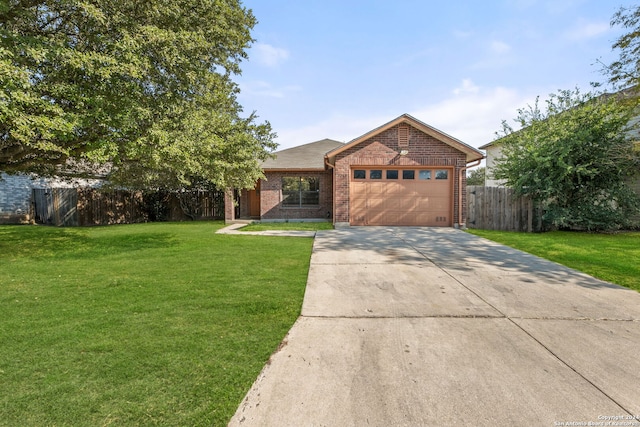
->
[259,171,333,220]
[333,124,467,226]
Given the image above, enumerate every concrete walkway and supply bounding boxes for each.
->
[216,223,316,237]
[228,227,640,426]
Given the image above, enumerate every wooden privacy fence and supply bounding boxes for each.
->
[32,188,78,227]
[466,185,542,232]
[32,188,224,226]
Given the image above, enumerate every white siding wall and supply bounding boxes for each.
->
[484,144,507,187]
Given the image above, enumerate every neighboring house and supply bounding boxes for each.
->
[478,141,505,187]
[226,114,485,227]
[0,172,103,224]
[0,173,49,223]
[480,134,640,193]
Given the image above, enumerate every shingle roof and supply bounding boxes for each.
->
[261,138,344,170]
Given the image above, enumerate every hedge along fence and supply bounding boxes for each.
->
[466,185,544,232]
[32,188,225,226]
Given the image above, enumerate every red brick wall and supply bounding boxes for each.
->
[224,189,235,223]
[260,170,333,220]
[334,124,467,226]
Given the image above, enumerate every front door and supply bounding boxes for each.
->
[248,181,261,217]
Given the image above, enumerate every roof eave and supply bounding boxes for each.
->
[262,167,327,172]
[326,114,484,165]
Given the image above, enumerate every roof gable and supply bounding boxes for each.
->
[261,138,344,170]
[325,114,484,164]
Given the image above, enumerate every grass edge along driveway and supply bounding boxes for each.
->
[0,221,312,427]
[466,229,640,292]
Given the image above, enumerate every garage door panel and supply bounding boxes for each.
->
[416,197,449,211]
[350,168,452,227]
[384,182,403,194]
[367,182,386,194]
[351,197,367,210]
[397,198,417,210]
[368,197,385,210]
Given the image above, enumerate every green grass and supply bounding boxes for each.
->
[466,229,640,292]
[240,221,334,232]
[0,222,313,426]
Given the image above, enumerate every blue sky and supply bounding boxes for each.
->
[236,0,637,152]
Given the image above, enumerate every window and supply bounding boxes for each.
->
[418,170,431,180]
[353,170,366,179]
[370,170,382,179]
[402,170,415,180]
[386,170,399,180]
[282,177,320,206]
[435,170,449,180]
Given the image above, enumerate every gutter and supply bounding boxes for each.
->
[325,158,336,225]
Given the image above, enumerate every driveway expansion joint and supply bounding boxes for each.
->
[507,315,636,416]
[508,316,640,322]
[300,314,506,320]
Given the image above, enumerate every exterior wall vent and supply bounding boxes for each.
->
[398,124,409,148]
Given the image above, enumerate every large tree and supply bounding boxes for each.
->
[0,0,275,189]
[607,5,640,90]
[493,88,640,231]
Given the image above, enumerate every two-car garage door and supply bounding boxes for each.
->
[350,167,452,227]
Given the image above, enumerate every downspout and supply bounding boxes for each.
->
[458,159,482,228]
[325,158,335,224]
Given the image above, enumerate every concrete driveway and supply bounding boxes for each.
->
[229,227,640,426]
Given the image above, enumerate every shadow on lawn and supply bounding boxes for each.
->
[0,225,177,259]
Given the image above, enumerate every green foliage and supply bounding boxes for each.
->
[0,1,276,189]
[0,222,311,426]
[494,88,640,231]
[466,167,485,186]
[606,5,640,90]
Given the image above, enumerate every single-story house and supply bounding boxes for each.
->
[225,114,485,227]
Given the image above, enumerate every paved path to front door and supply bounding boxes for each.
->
[229,227,640,426]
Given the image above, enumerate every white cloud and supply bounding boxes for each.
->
[252,43,290,67]
[410,81,537,148]
[452,29,473,39]
[469,40,514,71]
[564,20,610,41]
[273,115,386,149]
[453,79,480,95]
[240,80,301,99]
[490,40,511,54]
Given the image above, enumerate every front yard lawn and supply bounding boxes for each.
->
[466,229,640,292]
[0,222,312,426]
